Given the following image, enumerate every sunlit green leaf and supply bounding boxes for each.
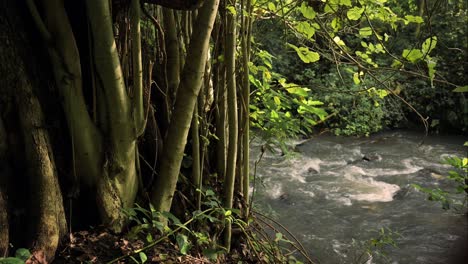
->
[300,2,316,19]
[268,2,276,12]
[359,27,373,36]
[295,21,316,39]
[287,44,320,63]
[404,15,424,24]
[139,252,148,263]
[402,49,423,63]
[286,87,309,97]
[273,96,281,105]
[347,7,364,20]
[421,36,437,54]
[226,5,236,15]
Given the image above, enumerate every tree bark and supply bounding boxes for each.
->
[151,0,220,213]
[16,75,67,262]
[223,0,238,251]
[1,2,67,260]
[0,117,9,257]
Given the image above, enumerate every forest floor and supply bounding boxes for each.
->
[51,226,254,264]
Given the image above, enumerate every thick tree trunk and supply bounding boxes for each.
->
[16,75,67,261]
[1,2,67,261]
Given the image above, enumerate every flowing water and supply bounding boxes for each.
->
[252,131,467,263]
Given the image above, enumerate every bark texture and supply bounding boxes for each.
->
[151,0,220,212]
[0,1,67,261]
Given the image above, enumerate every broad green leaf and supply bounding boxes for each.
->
[0,258,25,264]
[176,234,191,255]
[422,36,437,54]
[402,49,423,63]
[286,87,309,97]
[331,18,341,31]
[347,7,364,20]
[462,158,467,167]
[353,72,361,84]
[139,252,148,263]
[273,96,281,105]
[203,248,219,261]
[453,86,468,93]
[340,0,352,6]
[333,36,346,46]
[300,2,316,19]
[287,44,320,63]
[295,21,316,39]
[268,2,276,12]
[306,100,324,106]
[270,110,279,119]
[226,5,236,15]
[15,248,31,261]
[404,15,424,24]
[359,27,372,37]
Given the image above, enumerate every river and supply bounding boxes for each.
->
[252,130,467,263]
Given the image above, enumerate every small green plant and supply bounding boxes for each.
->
[351,227,401,264]
[115,188,311,264]
[0,248,31,264]
[412,144,468,210]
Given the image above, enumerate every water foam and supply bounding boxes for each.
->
[343,170,400,202]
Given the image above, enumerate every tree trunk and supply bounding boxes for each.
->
[1,2,67,260]
[16,75,67,261]
[223,0,238,251]
[151,0,220,213]
[0,117,9,257]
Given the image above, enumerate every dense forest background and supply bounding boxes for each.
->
[0,0,466,263]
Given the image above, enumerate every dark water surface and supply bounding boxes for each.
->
[252,131,467,263]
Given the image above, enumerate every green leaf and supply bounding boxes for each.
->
[275,232,283,242]
[402,49,423,63]
[226,5,236,15]
[287,44,320,63]
[273,96,281,105]
[347,7,364,20]
[340,0,352,6]
[404,15,424,24]
[300,2,316,19]
[426,57,437,86]
[286,87,309,97]
[203,248,220,261]
[139,252,148,263]
[176,234,191,255]
[453,86,468,93]
[270,110,279,119]
[421,36,437,54]
[15,248,31,261]
[295,21,316,39]
[359,27,372,37]
[353,72,361,84]
[267,2,276,12]
[0,258,25,264]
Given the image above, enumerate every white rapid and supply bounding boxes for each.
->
[252,131,467,263]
